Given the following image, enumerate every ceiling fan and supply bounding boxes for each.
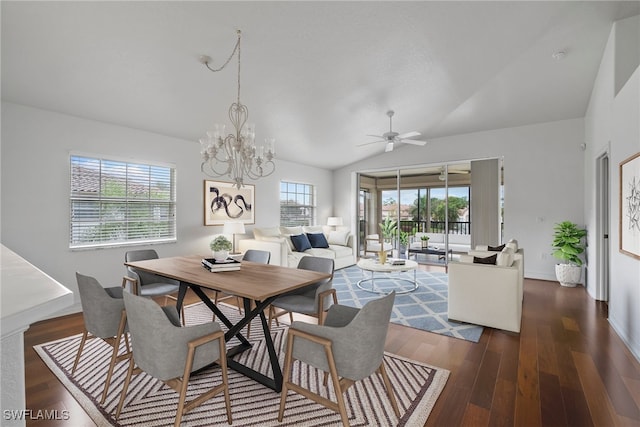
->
[438,166,469,181]
[359,110,427,152]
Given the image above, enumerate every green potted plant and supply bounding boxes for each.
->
[396,229,410,257]
[551,221,587,287]
[420,234,430,249]
[378,217,397,243]
[210,235,232,261]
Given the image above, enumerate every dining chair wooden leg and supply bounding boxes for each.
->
[100,311,129,404]
[71,330,89,375]
[115,357,136,419]
[324,345,350,427]
[174,350,194,427]
[378,362,400,417]
[277,328,296,422]
[218,336,233,424]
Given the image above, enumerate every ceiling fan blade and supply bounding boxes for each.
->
[357,139,385,147]
[385,142,394,152]
[397,131,420,139]
[401,139,427,146]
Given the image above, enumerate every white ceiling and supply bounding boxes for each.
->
[2,1,638,170]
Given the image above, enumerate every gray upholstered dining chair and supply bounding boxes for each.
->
[212,249,271,312]
[116,291,232,426]
[243,249,271,264]
[124,249,184,323]
[268,256,336,328]
[278,291,399,426]
[72,272,130,404]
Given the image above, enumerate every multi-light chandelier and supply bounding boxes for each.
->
[199,30,275,189]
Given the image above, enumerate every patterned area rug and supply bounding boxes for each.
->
[333,265,484,342]
[35,303,449,426]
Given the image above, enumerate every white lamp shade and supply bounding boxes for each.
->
[223,221,245,235]
[327,217,343,226]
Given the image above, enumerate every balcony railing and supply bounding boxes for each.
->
[399,220,470,235]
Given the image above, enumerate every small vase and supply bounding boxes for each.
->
[213,250,229,262]
[378,250,387,264]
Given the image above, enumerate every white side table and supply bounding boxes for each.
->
[356,258,418,294]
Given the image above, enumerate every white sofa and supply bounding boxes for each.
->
[469,239,524,281]
[409,232,471,253]
[447,247,524,333]
[238,225,356,270]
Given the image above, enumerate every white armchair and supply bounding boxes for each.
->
[447,252,523,333]
[363,234,393,256]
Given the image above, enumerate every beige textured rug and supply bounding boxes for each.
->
[35,302,449,426]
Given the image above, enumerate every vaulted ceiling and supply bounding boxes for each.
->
[2,1,638,170]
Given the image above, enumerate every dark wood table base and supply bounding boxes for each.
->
[176,283,283,392]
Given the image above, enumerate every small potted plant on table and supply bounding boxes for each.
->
[377,217,397,263]
[551,221,587,287]
[210,235,232,262]
[420,235,430,249]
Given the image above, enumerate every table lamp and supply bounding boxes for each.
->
[223,221,245,254]
[327,217,343,230]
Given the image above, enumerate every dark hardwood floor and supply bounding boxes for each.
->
[24,267,640,426]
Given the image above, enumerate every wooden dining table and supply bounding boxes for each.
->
[124,254,330,392]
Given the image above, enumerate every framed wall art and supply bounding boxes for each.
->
[204,180,255,226]
[619,152,640,259]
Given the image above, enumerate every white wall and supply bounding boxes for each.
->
[584,15,640,361]
[0,102,332,315]
[333,118,586,282]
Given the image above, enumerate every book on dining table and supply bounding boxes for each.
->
[201,257,241,272]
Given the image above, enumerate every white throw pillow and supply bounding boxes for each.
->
[279,226,303,235]
[302,225,325,235]
[253,227,281,240]
[502,245,515,255]
[497,252,514,267]
[328,230,350,246]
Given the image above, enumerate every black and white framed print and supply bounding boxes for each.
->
[620,152,640,259]
[204,180,255,225]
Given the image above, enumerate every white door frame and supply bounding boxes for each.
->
[595,146,610,302]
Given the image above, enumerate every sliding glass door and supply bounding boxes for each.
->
[357,161,482,265]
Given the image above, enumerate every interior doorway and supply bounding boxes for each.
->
[596,151,610,305]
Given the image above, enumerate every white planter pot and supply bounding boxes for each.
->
[555,264,581,287]
[213,250,229,262]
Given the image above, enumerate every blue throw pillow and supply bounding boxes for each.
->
[306,232,329,248]
[291,234,312,252]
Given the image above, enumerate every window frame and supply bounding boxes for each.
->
[279,180,316,227]
[69,153,177,249]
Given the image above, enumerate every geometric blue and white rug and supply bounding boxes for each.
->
[333,265,484,342]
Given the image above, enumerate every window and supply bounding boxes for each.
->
[429,186,470,234]
[280,181,315,226]
[70,155,176,248]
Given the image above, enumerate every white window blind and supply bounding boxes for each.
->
[280,181,315,226]
[70,155,176,248]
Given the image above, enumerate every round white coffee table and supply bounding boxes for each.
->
[356,258,419,294]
